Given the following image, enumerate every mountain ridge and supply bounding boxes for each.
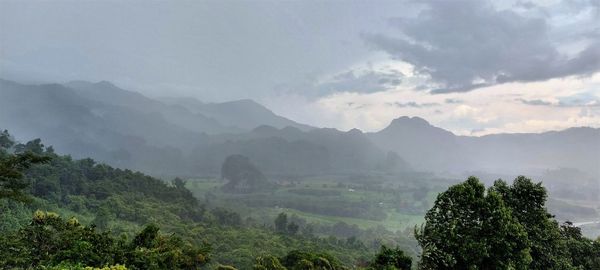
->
[1,78,598,180]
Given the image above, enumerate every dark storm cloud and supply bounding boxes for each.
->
[363,0,600,94]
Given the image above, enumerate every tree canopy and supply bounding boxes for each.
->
[416,176,600,270]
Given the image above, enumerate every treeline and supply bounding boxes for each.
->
[2,130,599,269]
[0,130,409,269]
[0,211,209,269]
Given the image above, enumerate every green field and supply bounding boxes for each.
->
[186,174,449,234]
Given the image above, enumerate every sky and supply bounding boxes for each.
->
[1,0,599,135]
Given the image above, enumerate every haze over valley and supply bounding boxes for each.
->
[1,1,599,269]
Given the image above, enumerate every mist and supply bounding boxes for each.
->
[1,0,599,269]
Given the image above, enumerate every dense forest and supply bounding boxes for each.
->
[1,130,599,269]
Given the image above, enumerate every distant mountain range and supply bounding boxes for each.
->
[1,79,599,183]
[370,116,600,178]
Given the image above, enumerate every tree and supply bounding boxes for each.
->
[253,255,286,270]
[0,132,51,202]
[490,177,572,269]
[0,211,210,269]
[92,205,114,231]
[369,245,412,270]
[280,250,345,270]
[275,213,288,233]
[415,177,531,269]
[0,151,50,202]
[211,207,242,227]
[0,130,14,149]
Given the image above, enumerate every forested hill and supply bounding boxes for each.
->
[1,130,599,269]
[0,130,403,269]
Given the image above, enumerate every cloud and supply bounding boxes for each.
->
[517,98,554,106]
[445,98,463,104]
[517,93,600,107]
[387,101,439,108]
[363,0,600,93]
[557,92,600,107]
[316,69,404,96]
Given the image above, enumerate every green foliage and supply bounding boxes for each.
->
[560,222,600,269]
[274,212,301,236]
[211,207,242,227]
[0,132,376,269]
[275,212,289,233]
[368,245,412,270]
[416,177,531,269]
[416,176,600,270]
[490,177,572,269]
[216,265,239,270]
[0,135,51,202]
[280,250,347,270]
[253,255,286,270]
[0,211,209,269]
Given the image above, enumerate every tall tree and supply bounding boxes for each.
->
[369,245,412,270]
[0,133,50,202]
[490,177,575,269]
[274,212,288,233]
[415,177,531,269]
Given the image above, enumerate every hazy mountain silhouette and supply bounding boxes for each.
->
[368,116,600,178]
[1,79,598,180]
[161,97,313,131]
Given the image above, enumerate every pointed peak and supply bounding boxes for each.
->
[347,128,363,134]
[378,116,455,136]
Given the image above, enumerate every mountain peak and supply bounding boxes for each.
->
[388,116,431,128]
[376,116,455,138]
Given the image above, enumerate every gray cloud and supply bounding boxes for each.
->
[387,101,439,108]
[364,0,600,94]
[445,98,463,104]
[557,93,600,107]
[518,93,600,107]
[316,69,404,96]
[517,98,553,106]
[0,1,415,101]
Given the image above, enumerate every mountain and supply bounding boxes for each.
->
[2,78,598,181]
[161,97,313,131]
[64,81,241,134]
[0,79,202,174]
[0,79,384,176]
[369,116,464,172]
[368,116,600,179]
[189,125,392,176]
